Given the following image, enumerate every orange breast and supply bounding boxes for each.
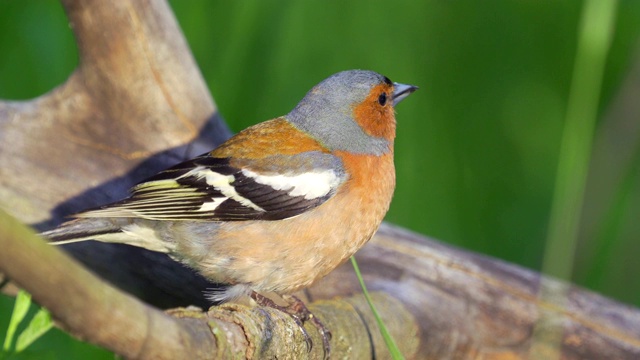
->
[188,150,396,294]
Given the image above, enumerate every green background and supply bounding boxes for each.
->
[1,1,639,357]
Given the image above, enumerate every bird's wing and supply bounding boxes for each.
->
[76,152,346,221]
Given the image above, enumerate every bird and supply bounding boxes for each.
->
[42,69,417,356]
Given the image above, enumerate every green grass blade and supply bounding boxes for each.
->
[15,307,53,352]
[534,0,618,357]
[541,0,618,281]
[351,256,404,360]
[3,290,32,352]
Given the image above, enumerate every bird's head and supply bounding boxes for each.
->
[287,70,417,155]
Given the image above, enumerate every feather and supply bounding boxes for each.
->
[76,152,346,222]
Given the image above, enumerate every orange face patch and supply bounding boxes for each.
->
[352,83,396,141]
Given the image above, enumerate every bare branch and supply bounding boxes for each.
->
[0,0,639,359]
[0,209,419,359]
[0,0,229,307]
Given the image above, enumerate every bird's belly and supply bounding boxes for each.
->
[176,152,395,294]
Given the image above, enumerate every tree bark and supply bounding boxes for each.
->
[0,0,229,308]
[0,211,419,359]
[0,0,639,359]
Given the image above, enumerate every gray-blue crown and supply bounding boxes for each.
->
[286,70,393,155]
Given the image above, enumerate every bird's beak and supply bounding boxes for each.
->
[393,82,419,106]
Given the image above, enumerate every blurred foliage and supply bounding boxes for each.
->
[0,294,111,359]
[1,0,640,356]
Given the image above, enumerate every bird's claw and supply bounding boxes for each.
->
[251,291,331,359]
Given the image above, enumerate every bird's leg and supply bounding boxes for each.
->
[282,294,332,359]
[250,291,312,351]
[250,291,331,358]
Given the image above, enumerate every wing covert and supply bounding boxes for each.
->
[76,152,346,221]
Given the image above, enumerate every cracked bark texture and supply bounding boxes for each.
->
[0,0,639,359]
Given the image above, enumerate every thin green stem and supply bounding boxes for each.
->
[350,256,404,360]
[542,0,618,281]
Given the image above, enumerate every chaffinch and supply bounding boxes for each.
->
[42,69,417,355]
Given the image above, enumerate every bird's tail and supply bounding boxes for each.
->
[40,218,123,245]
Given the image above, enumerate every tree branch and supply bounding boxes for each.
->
[0,208,420,359]
[0,0,229,308]
[1,0,639,359]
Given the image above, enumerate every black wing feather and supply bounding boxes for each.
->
[78,153,345,222]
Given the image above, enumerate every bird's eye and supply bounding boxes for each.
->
[378,92,387,106]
